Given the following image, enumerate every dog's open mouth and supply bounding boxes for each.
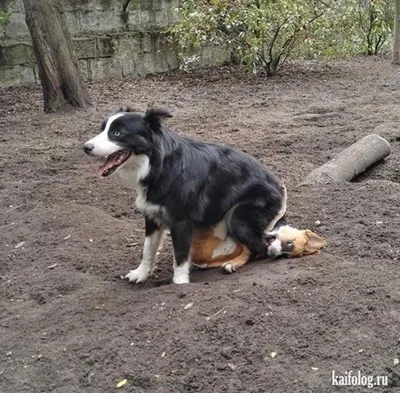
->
[264,235,276,247]
[96,150,131,177]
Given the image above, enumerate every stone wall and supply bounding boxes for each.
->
[0,0,227,86]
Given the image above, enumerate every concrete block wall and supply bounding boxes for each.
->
[0,0,227,86]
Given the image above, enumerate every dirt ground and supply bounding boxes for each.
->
[1,57,400,393]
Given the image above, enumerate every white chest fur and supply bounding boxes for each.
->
[135,188,163,218]
[116,154,163,218]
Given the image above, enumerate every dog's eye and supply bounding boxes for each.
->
[114,131,121,136]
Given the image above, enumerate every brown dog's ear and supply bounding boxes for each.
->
[144,108,172,130]
[303,229,327,255]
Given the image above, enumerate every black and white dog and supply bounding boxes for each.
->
[84,108,286,284]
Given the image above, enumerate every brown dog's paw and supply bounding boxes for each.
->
[221,262,237,274]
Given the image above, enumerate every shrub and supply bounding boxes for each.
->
[299,0,394,59]
[170,0,333,77]
[170,0,394,76]
[0,9,11,27]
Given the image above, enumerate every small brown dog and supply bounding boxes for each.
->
[191,221,326,273]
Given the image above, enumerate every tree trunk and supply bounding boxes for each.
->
[300,134,391,186]
[393,0,400,64]
[23,0,91,112]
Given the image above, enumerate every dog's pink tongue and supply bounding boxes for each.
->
[96,155,118,176]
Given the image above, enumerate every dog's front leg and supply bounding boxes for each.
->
[170,221,193,284]
[126,218,164,284]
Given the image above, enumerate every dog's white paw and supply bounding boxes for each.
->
[172,262,190,284]
[172,272,190,284]
[125,267,151,283]
[172,270,190,284]
[222,262,237,274]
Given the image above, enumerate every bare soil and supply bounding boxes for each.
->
[1,57,400,393]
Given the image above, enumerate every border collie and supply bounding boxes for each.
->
[84,107,289,284]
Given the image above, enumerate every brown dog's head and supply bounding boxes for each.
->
[265,226,326,258]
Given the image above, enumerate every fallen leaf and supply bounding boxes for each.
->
[15,241,26,249]
[116,379,127,388]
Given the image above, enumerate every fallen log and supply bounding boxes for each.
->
[300,134,391,186]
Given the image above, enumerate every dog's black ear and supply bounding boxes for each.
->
[116,105,137,113]
[144,108,172,129]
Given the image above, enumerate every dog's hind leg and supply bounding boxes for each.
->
[126,218,165,284]
[221,246,251,273]
[197,246,251,273]
[228,201,282,258]
[170,221,193,284]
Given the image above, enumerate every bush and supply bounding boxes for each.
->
[170,0,394,76]
[170,0,332,76]
[300,0,394,59]
[357,0,393,55]
[0,9,11,27]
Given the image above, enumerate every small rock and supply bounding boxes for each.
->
[228,363,237,371]
[270,352,277,359]
[6,351,12,357]
[359,349,364,353]
[394,358,400,366]
[220,347,231,359]
[216,364,227,371]
[311,367,319,371]
[315,220,321,226]
[183,302,194,310]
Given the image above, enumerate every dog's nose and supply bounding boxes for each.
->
[84,143,94,154]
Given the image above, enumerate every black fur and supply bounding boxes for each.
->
[103,108,285,264]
